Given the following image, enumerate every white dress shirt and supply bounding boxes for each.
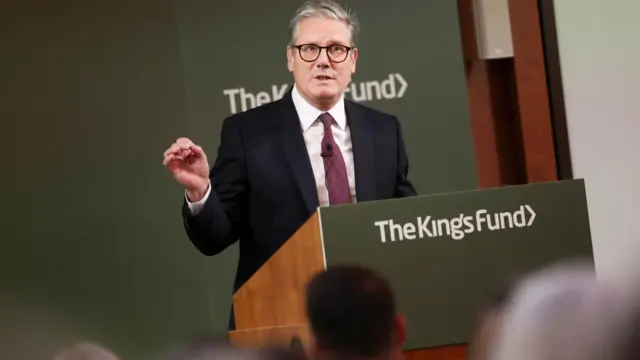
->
[186,85,357,215]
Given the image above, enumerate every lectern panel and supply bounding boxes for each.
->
[233,213,326,330]
[318,179,593,350]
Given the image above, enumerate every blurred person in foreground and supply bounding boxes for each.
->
[489,260,638,360]
[304,264,406,360]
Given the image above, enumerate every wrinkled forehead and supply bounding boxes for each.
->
[295,17,351,46]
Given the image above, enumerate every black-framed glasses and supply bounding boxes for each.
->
[292,44,353,63]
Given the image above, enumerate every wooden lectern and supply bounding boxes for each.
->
[226,211,466,359]
[227,212,323,349]
[226,180,594,360]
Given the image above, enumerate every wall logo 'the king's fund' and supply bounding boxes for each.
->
[374,205,537,242]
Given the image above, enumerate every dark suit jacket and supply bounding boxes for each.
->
[181,88,417,302]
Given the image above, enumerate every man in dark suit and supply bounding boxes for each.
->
[163,0,417,316]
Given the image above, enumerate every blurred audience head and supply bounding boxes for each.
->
[304,264,405,360]
[53,341,120,360]
[489,259,636,360]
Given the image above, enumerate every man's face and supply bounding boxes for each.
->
[287,17,358,110]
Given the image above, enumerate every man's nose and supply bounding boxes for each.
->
[315,49,331,67]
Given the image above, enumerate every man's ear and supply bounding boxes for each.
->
[287,46,295,72]
[350,47,358,74]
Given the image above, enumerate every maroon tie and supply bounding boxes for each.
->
[320,112,351,205]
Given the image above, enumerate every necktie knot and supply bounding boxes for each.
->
[319,112,334,131]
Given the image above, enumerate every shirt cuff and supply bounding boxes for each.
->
[185,181,211,215]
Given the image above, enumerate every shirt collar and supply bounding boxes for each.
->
[291,84,346,132]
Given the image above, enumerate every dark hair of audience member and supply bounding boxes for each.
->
[305,264,398,359]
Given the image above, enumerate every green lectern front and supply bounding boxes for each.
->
[229,179,594,355]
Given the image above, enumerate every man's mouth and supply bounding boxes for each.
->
[315,75,333,80]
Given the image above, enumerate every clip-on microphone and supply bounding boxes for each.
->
[321,143,333,158]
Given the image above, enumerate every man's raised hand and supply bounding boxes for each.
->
[163,137,210,201]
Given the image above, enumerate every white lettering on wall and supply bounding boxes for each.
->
[221,73,408,114]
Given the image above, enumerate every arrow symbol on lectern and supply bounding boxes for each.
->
[526,205,536,226]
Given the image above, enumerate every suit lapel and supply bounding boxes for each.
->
[346,101,377,202]
[274,90,319,213]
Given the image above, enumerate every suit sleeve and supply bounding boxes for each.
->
[181,116,250,255]
[393,117,418,198]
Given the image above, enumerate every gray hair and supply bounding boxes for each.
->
[289,0,360,46]
[489,261,635,360]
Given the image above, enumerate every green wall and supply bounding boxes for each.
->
[1,1,218,358]
[1,1,475,358]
